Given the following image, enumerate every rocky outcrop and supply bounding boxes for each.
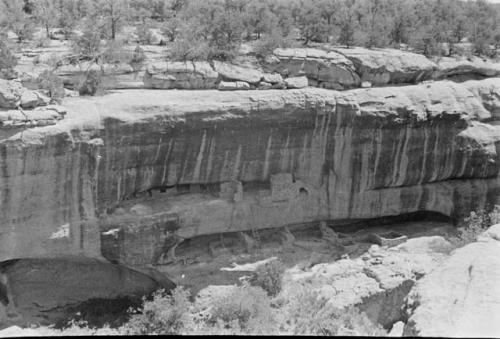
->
[332,47,438,85]
[143,60,286,90]
[463,78,500,121]
[436,56,500,80]
[403,224,500,337]
[213,61,264,85]
[284,76,308,89]
[1,79,500,266]
[281,236,453,328]
[264,48,360,90]
[0,257,175,329]
[0,80,65,140]
[55,62,144,90]
[143,61,219,89]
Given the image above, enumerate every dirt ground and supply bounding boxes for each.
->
[158,220,455,295]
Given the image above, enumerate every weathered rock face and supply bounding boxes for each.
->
[143,61,219,89]
[281,236,453,328]
[463,78,500,121]
[0,80,66,141]
[403,224,500,337]
[55,62,144,90]
[436,56,500,80]
[265,48,360,90]
[0,257,175,329]
[1,79,500,266]
[332,47,438,86]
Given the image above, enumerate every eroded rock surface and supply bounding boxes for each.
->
[274,236,450,327]
[1,80,500,266]
[404,224,500,337]
[463,78,500,121]
[0,257,175,329]
[143,61,218,89]
[0,80,66,140]
[436,56,500,80]
[332,47,438,85]
[265,48,360,90]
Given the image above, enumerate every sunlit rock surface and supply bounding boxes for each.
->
[265,48,360,89]
[331,47,438,86]
[463,78,500,121]
[436,56,500,80]
[404,224,500,337]
[281,236,453,328]
[0,80,500,265]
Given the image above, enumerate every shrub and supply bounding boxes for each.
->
[450,205,500,247]
[130,45,146,70]
[136,24,154,45]
[167,27,210,62]
[253,31,284,58]
[78,70,103,96]
[249,259,285,297]
[101,39,131,64]
[0,38,18,79]
[36,70,65,100]
[123,287,192,335]
[72,27,102,60]
[208,284,276,334]
[279,289,386,336]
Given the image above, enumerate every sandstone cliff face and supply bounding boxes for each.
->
[1,79,500,265]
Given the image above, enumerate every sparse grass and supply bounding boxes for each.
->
[249,259,285,297]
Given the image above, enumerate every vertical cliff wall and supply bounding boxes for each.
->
[1,79,500,264]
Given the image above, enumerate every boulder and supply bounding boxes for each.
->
[404,224,500,337]
[143,61,219,89]
[267,48,360,89]
[463,78,500,121]
[0,258,175,329]
[213,61,264,84]
[19,91,39,109]
[0,80,23,109]
[333,47,438,85]
[262,73,283,84]
[285,76,309,89]
[218,81,251,91]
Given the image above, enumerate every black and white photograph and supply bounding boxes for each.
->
[0,0,499,336]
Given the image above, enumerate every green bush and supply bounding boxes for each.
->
[101,39,131,64]
[0,38,18,79]
[122,287,192,335]
[278,290,386,336]
[136,24,154,45]
[207,284,277,334]
[36,70,65,100]
[249,259,285,296]
[78,70,103,96]
[130,45,146,70]
[451,205,500,247]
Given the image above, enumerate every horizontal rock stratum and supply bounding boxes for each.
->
[0,79,500,265]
